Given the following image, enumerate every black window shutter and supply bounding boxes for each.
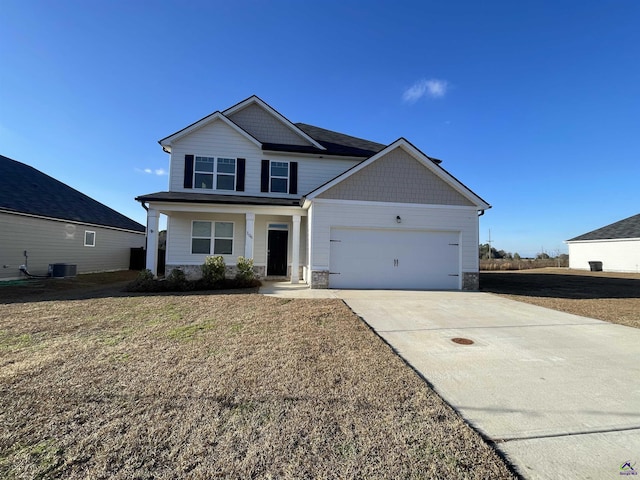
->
[184,155,194,189]
[236,158,246,192]
[261,160,270,192]
[289,162,298,194]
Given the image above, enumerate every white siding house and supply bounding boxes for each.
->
[567,213,640,273]
[137,95,490,290]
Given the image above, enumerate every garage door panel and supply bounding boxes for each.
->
[329,228,460,290]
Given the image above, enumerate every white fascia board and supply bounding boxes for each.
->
[223,95,326,151]
[304,138,491,210]
[158,111,262,151]
[146,201,306,217]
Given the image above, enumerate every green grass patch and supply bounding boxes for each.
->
[166,321,215,341]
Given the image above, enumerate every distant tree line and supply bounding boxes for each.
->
[479,244,568,262]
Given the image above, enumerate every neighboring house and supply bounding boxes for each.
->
[136,95,490,290]
[566,213,640,273]
[0,154,145,280]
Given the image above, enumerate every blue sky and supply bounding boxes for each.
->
[2,1,639,257]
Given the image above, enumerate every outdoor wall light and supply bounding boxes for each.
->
[396,215,402,223]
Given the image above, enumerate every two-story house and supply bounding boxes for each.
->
[136,95,490,290]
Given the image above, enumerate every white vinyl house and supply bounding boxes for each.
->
[137,95,491,290]
[566,213,640,273]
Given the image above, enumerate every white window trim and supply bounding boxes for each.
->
[269,160,289,193]
[84,230,96,247]
[190,220,235,255]
[193,156,237,191]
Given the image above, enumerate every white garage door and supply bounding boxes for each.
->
[329,228,460,290]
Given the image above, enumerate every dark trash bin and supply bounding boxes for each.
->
[588,261,603,272]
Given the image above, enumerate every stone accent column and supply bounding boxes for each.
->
[291,215,301,284]
[462,272,479,290]
[245,212,255,260]
[145,208,160,277]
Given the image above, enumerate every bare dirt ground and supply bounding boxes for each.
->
[480,268,640,329]
[0,272,516,479]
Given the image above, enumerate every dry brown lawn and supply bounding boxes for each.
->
[481,268,640,329]
[0,274,516,479]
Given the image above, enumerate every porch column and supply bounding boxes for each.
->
[146,208,160,277]
[245,212,255,259]
[291,215,301,284]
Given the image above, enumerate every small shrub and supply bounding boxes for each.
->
[235,256,255,281]
[126,269,156,291]
[166,268,190,291]
[138,269,154,281]
[202,256,226,286]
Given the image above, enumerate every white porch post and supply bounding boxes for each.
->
[146,208,160,277]
[245,212,255,259]
[291,215,301,284]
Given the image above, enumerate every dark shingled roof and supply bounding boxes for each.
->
[0,155,145,232]
[135,191,302,207]
[294,123,386,157]
[568,213,640,241]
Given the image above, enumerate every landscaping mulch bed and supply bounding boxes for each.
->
[480,268,640,329]
[0,274,516,479]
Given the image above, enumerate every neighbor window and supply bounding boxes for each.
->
[194,156,236,191]
[270,161,289,193]
[84,230,96,247]
[191,221,234,255]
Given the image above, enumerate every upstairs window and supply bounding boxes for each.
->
[270,161,289,193]
[194,156,236,191]
[261,160,297,194]
[194,157,215,189]
[216,158,236,190]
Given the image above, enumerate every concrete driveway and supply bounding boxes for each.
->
[337,290,640,480]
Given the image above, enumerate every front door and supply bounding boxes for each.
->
[267,230,288,276]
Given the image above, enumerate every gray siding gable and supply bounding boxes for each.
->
[317,148,475,206]
[227,103,313,147]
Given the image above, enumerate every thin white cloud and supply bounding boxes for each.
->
[402,79,449,103]
[136,167,168,176]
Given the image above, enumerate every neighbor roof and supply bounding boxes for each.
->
[0,155,145,232]
[567,213,640,241]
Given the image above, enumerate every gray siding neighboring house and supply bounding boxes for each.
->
[0,155,145,280]
[566,213,640,273]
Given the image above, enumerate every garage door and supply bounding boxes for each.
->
[329,228,460,289]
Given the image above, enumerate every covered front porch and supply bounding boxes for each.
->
[141,199,307,284]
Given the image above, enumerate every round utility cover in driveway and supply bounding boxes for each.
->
[329,227,460,289]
